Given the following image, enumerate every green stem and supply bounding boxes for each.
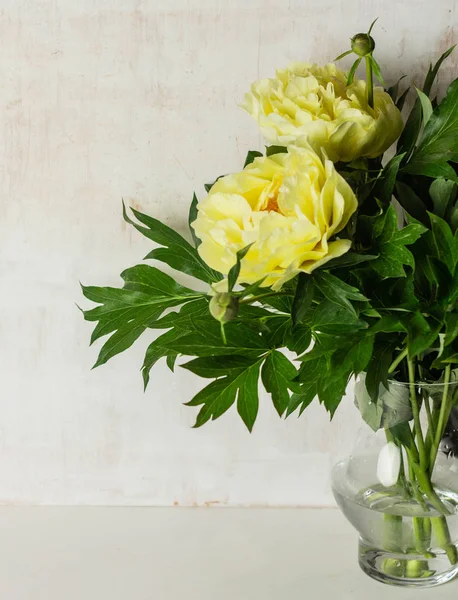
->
[430,364,451,474]
[239,291,290,305]
[365,55,374,108]
[407,358,427,471]
[412,463,451,516]
[431,517,458,565]
[388,347,408,374]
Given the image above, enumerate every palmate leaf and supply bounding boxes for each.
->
[293,333,374,417]
[81,265,203,368]
[185,357,264,431]
[312,300,368,335]
[322,252,378,270]
[318,335,374,416]
[313,271,367,316]
[261,350,299,417]
[365,340,398,401]
[291,273,313,326]
[141,298,209,387]
[141,299,274,388]
[122,203,220,283]
[407,312,441,359]
[368,205,427,278]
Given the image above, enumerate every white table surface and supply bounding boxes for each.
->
[0,507,456,599]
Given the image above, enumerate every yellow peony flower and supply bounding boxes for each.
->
[192,145,358,290]
[241,62,403,163]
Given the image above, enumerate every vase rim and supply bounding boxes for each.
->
[387,377,458,388]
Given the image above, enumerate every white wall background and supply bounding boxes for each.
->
[1,0,457,506]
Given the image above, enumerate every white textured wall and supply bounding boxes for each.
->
[1,0,457,505]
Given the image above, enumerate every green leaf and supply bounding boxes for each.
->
[186,359,262,430]
[291,273,314,326]
[181,355,258,378]
[158,319,269,358]
[121,264,199,297]
[227,244,253,292]
[261,351,298,417]
[403,160,458,181]
[372,154,405,205]
[286,325,312,354]
[286,382,316,417]
[313,271,367,316]
[188,193,200,248]
[262,315,292,348]
[237,361,261,431]
[318,375,348,417]
[166,354,178,372]
[141,299,212,388]
[244,150,263,167]
[265,145,287,157]
[396,47,454,158]
[396,87,410,112]
[312,301,367,335]
[370,56,384,85]
[389,422,417,454]
[395,181,428,224]
[123,203,220,284]
[369,206,425,278]
[369,315,407,334]
[365,341,397,401]
[445,313,458,346]
[428,212,457,273]
[322,252,378,270]
[429,179,457,218]
[387,75,407,103]
[142,328,190,389]
[317,336,375,417]
[416,87,433,127]
[407,79,458,174]
[397,97,422,157]
[186,378,237,427]
[423,46,456,96]
[407,312,441,358]
[351,336,376,374]
[347,57,362,85]
[82,266,201,368]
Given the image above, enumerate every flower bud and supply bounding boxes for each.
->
[377,442,401,488]
[351,33,375,57]
[209,293,239,323]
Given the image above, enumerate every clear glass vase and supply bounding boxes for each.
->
[332,377,458,588]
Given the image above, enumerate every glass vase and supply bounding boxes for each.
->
[332,377,458,588]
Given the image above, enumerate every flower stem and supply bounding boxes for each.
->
[430,364,451,474]
[407,358,427,471]
[388,347,408,374]
[365,55,374,108]
[431,516,458,565]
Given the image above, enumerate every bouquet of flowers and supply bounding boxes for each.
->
[82,22,458,586]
